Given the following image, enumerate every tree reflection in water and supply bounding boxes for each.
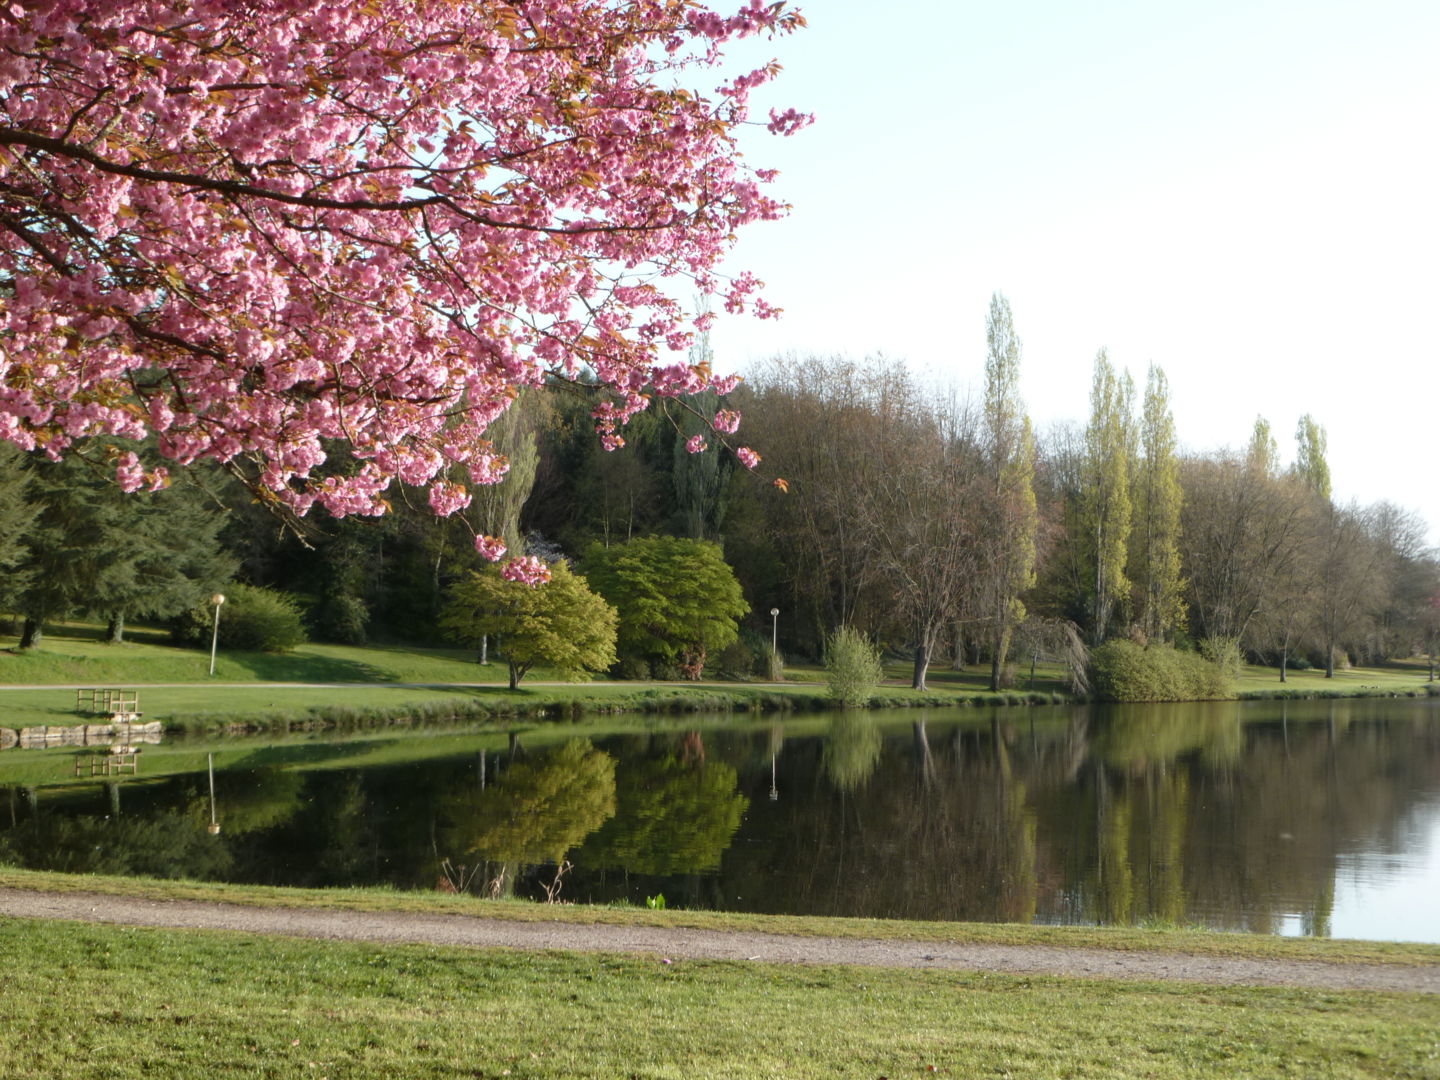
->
[0,699,1436,938]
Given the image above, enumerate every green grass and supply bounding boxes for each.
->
[1236,659,1436,699]
[3,626,1436,736]
[0,622,529,685]
[3,868,1437,967]
[0,917,1435,1079]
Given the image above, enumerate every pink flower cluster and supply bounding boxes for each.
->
[0,1,806,520]
[501,556,552,586]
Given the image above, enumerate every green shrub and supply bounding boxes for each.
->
[824,625,884,706]
[174,584,308,653]
[312,592,369,645]
[1090,640,1233,702]
[1199,636,1243,682]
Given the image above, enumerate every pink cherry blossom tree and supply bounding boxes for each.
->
[0,0,804,578]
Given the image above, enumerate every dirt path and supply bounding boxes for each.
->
[1,887,1435,994]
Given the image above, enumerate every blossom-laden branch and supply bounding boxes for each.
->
[0,0,807,562]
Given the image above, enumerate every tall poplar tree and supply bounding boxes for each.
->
[1131,364,1184,642]
[980,293,1038,689]
[1247,416,1280,477]
[1082,350,1134,644]
[1294,415,1332,502]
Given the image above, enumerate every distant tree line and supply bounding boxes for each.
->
[2,293,1435,687]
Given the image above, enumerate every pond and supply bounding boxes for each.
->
[2,698,1438,943]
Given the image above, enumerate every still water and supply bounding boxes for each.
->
[3,698,1438,943]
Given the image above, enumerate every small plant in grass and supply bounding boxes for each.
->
[824,624,884,706]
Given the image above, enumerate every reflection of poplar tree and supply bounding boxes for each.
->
[1092,775,1134,924]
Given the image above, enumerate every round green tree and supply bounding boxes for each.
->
[582,536,748,678]
[440,560,618,690]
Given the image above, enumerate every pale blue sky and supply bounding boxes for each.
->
[709,0,1440,534]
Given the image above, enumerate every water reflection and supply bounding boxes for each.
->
[1,698,1437,941]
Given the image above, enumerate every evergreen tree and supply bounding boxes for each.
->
[0,443,38,616]
[15,455,235,645]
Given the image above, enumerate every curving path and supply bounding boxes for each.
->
[0,887,1435,994]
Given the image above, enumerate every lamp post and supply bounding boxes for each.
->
[208,593,226,676]
[769,607,779,655]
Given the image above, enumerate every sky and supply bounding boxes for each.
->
[705,0,1440,537]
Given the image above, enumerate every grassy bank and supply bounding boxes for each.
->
[3,868,1437,967]
[2,626,1437,736]
[0,914,1435,1080]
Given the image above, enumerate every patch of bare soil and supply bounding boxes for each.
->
[1,887,1435,994]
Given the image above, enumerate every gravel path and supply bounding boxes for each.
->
[2,887,1435,994]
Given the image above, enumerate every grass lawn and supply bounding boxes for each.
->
[1236,658,1436,698]
[0,916,1435,1079]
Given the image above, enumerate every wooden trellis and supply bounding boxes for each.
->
[74,689,140,716]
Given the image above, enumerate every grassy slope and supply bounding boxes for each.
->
[0,915,1435,1080]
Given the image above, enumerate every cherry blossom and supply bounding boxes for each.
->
[0,1,807,520]
[502,556,552,586]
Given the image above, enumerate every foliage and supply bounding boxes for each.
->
[582,755,748,875]
[821,711,883,792]
[582,536,748,678]
[11,453,235,644]
[0,1,802,545]
[1089,641,1234,703]
[0,443,38,613]
[1132,364,1186,642]
[439,560,618,688]
[175,584,307,653]
[1082,351,1135,643]
[1198,636,1244,683]
[823,624,885,706]
[1294,414,1332,501]
[979,292,1039,691]
[441,739,616,866]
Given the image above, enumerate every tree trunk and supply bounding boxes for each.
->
[478,634,489,665]
[18,618,41,649]
[1279,644,1288,683]
[989,622,1013,692]
[508,662,521,691]
[950,623,966,670]
[1325,637,1335,679]
[911,639,930,691]
[106,613,125,644]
